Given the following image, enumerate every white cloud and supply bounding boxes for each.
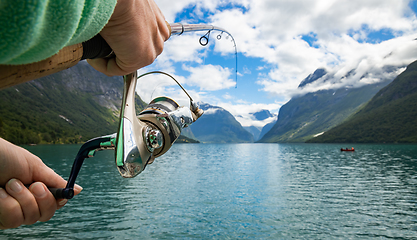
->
[152,0,417,127]
[205,0,417,94]
[204,108,222,115]
[162,34,207,63]
[183,64,236,90]
[154,0,200,21]
[217,101,282,127]
[222,93,233,99]
[289,34,417,96]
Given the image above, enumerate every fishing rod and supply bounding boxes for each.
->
[171,23,238,85]
[0,22,236,200]
[0,22,237,90]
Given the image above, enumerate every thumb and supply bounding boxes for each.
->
[87,57,130,76]
[19,147,67,189]
[32,163,67,189]
[87,58,115,77]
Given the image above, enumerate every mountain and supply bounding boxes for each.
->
[253,109,274,121]
[243,109,277,141]
[244,126,262,141]
[258,67,394,143]
[0,61,146,144]
[309,60,417,143]
[177,127,200,143]
[298,68,327,88]
[190,103,254,143]
[258,118,277,140]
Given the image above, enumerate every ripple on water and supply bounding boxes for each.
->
[1,143,417,239]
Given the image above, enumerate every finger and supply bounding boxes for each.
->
[29,182,57,222]
[88,57,128,77]
[6,179,40,225]
[2,179,41,226]
[149,0,170,41]
[108,56,137,76]
[86,58,114,77]
[88,56,135,77]
[0,187,24,229]
[74,183,83,196]
[90,57,126,77]
[56,184,83,210]
[30,155,74,190]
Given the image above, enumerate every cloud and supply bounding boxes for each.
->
[162,34,208,63]
[222,93,233,99]
[261,33,417,97]
[182,64,236,90]
[298,34,417,94]
[203,108,223,115]
[217,101,282,127]
[152,0,417,127]
[206,0,417,94]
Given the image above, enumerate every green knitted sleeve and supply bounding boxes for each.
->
[0,0,117,65]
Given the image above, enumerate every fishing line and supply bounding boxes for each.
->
[198,29,238,88]
[137,71,194,102]
[170,23,238,88]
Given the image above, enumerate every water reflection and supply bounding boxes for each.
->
[1,143,416,239]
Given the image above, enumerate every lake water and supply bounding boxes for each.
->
[1,143,417,239]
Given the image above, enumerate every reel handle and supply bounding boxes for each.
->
[47,187,74,199]
[0,185,74,200]
[0,135,115,200]
[30,186,74,199]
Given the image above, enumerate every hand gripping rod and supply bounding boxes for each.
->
[0,22,236,90]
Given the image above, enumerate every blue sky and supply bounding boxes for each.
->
[138,0,417,128]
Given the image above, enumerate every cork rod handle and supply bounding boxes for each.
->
[0,44,83,90]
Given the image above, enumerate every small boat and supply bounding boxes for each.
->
[341,147,355,152]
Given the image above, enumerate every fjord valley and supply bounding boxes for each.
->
[259,60,417,143]
[2,60,417,145]
[0,62,254,145]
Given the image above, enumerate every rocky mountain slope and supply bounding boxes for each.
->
[258,66,396,142]
[309,60,417,143]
